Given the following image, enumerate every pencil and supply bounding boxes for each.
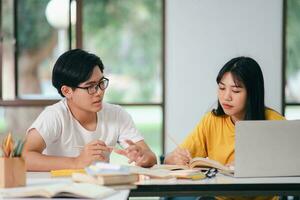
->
[166,133,192,161]
[72,145,115,150]
[166,133,180,147]
[72,146,84,149]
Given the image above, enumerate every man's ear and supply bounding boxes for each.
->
[61,85,73,98]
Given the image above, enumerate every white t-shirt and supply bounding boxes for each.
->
[27,99,144,159]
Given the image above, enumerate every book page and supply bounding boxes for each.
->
[129,166,173,178]
[0,183,65,198]
[152,164,190,170]
[55,183,115,198]
[0,183,115,199]
[189,157,233,173]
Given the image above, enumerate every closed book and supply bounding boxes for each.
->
[72,172,139,186]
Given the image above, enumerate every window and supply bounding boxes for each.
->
[0,0,164,158]
[284,0,300,119]
[82,0,164,156]
[2,0,74,100]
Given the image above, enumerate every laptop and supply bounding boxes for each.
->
[234,120,300,178]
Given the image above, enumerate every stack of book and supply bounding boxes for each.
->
[72,162,139,186]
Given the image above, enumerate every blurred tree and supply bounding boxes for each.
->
[3,0,57,137]
[1,0,162,138]
[287,0,300,76]
[83,0,162,103]
[18,1,53,52]
[17,0,57,94]
[286,0,300,102]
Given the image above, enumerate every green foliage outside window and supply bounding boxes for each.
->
[17,1,53,52]
[286,0,300,103]
[1,0,163,156]
[83,0,162,103]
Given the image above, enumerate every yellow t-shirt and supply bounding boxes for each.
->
[181,108,284,165]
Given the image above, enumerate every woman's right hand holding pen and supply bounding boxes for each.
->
[164,147,192,165]
[74,140,112,168]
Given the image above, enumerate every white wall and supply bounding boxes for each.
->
[165,0,283,152]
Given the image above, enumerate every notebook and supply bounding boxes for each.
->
[235,120,300,178]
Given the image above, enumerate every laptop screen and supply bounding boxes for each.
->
[235,120,300,178]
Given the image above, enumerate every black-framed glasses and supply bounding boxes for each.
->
[75,77,109,95]
[205,168,218,178]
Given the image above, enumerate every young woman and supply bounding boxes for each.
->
[23,49,157,171]
[164,57,284,200]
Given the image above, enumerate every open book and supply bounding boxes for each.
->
[0,183,115,198]
[189,157,234,172]
[155,157,234,175]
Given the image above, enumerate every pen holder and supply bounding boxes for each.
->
[0,157,26,188]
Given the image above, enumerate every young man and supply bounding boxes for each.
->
[23,49,157,171]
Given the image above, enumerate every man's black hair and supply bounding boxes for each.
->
[52,49,104,97]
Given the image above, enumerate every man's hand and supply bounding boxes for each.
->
[75,140,112,168]
[114,140,157,167]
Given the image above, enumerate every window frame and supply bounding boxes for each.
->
[282,0,286,115]
[0,0,166,153]
[0,0,2,100]
[283,0,300,115]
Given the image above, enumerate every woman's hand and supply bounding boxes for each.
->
[164,147,192,165]
[74,140,112,168]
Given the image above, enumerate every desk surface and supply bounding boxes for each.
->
[27,172,300,197]
[131,174,300,197]
[2,172,130,199]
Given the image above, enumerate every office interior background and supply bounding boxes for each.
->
[0,0,299,163]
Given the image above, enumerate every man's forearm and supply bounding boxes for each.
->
[24,151,78,171]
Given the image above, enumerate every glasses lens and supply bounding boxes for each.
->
[86,78,109,95]
[99,78,109,90]
[88,85,97,95]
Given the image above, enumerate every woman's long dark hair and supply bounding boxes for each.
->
[212,57,266,120]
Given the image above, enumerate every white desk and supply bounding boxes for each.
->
[131,174,300,197]
[4,172,300,198]
[0,172,129,199]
